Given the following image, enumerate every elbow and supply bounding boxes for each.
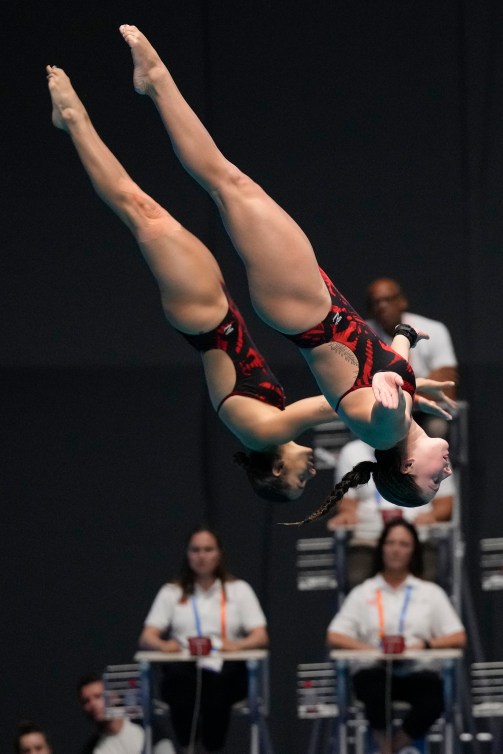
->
[139,627,158,650]
[326,632,337,648]
[138,632,149,650]
[258,628,270,648]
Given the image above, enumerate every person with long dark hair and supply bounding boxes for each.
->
[139,527,268,754]
[117,25,456,523]
[327,519,466,754]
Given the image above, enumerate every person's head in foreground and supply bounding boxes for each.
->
[14,722,52,754]
[78,673,107,725]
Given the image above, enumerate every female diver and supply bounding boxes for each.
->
[114,25,455,522]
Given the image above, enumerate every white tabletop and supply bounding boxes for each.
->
[135,649,269,663]
[329,648,462,661]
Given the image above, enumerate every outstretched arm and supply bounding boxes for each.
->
[253,396,338,445]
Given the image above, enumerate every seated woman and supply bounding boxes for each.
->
[139,527,268,754]
[46,64,341,503]
[327,519,466,754]
[117,25,456,522]
[14,722,52,754]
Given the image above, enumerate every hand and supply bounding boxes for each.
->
[372,371,403,409]
[414,330,430,347]
[414,379,457,420]
[220,638,242,652]
[160,639,183,653]
[415,378,456,403]
[406,640,428,650]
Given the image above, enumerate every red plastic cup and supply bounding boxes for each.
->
[188,636,212,656]
[381,635,405,654]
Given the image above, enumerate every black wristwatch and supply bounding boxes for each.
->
[423,639,432,649]
[394,323,418,348]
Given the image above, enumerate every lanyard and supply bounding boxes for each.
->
[191,586,227,638]
[375,584,412,638]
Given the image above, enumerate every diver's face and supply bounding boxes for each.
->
[401,437,452,501]
[276,443,317,500]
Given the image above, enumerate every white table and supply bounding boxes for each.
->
[328,649,463,754]
[134,649,273,754]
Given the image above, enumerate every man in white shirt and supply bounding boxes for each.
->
[78,674,175,754]
[365,277,458,438]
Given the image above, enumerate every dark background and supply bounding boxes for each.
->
[3,1,503,751]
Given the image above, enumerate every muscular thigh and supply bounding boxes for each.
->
[213,171,330,333]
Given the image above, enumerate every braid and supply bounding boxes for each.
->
[281,461,377,526]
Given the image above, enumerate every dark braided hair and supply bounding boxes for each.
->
[284,444,424,526]
[234,450,291,502]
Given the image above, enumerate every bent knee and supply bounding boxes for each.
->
[117,179,165,221]
[210,164,263,205]
[115,180,180,238]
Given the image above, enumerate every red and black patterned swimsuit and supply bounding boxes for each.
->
[178,287,285,414]
[283,269,415,410]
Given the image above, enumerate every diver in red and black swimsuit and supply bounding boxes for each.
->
[179,287,285,413]
[284,269,416,411]
[48,61,338,505]
[119,24,456,521]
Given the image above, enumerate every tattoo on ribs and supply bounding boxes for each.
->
[329,342,359,366]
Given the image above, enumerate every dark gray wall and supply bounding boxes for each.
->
[3,1,503,751]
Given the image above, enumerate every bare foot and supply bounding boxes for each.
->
[119,24,167,95]
[46,65,87,132]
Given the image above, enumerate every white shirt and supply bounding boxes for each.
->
[335,440,455,541]
[327,574,464,670]
[366,312,457,378]
[93,718,144,754]
[144,578,267,648]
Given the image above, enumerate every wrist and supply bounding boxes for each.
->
[423,639,432,649]
[394,323,418,348]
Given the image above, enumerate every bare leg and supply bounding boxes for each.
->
[119,26,330,334]
[46,65,227,333]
